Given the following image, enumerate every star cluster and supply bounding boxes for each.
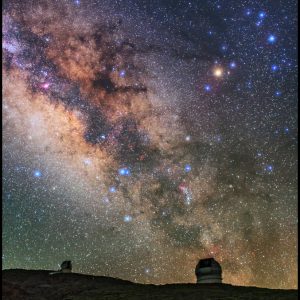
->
[3,0,297,289]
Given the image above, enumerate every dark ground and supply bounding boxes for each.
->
[2,269,298,300]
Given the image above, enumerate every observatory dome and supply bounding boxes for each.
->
[195,258,222,284]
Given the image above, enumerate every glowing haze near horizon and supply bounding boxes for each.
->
[3,0,297,289]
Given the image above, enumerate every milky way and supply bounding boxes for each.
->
[3,0,297,289]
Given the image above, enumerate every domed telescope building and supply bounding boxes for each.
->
[60,260,72,273]
[195,258,222,284]
[49,260,72,275]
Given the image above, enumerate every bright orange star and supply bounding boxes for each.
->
[213,67,223,77]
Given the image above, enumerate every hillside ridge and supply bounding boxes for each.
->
[3,269,298,300]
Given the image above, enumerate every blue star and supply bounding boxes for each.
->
[221,44,228,51]
[265,165,273,172]
[229,62,236,69]
[109,186,116,193]
[119,70,126,77]
[204,84,211,92]
[258,11,266,18]
[34,170,42,178]
[184,164,192,172]
[245,9,252,16]
[267,35,276,44]
[118,168,131,176]
[271,65,278,71]
[275,91,281,96]
[284,127,289,133]
[124,215,133,222]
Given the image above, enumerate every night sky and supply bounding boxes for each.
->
[3,0,298,289]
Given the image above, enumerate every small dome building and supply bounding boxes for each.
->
[60,260,72,273]
[195,258,222,284]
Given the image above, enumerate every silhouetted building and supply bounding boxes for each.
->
[60,261,72,273]
[195,258,222,283]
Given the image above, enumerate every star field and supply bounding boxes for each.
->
[2,0,297,289]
